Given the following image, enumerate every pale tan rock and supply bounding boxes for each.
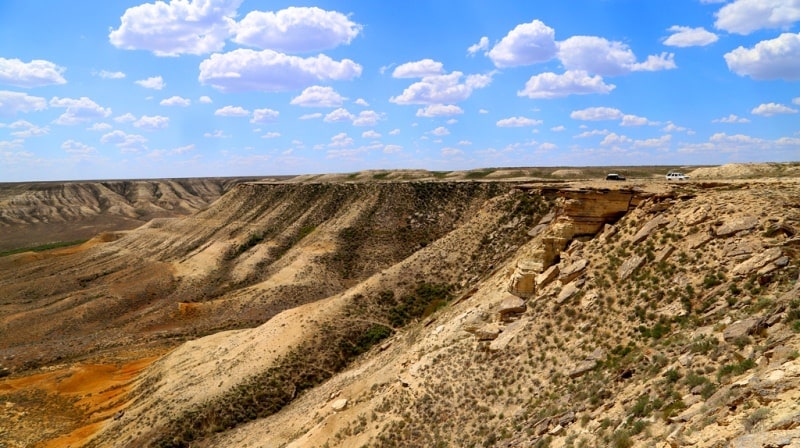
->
[732,247,783,276]
[617,254,645,280]
[331,398,348,411]
[632,215,670,244]
[557,281,579,304]
[714,216,759,237]
[497,294,526,321]
[536,264,559,289]
[655,244,675,263]
[559,258,588,283]
[507,259,540,298]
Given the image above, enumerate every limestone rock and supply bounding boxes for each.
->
[714,216,759,237]
[686,231,713,249]
[723,317,765,342]
[507,259,540,298]
[557,281,580,305]
[536,265,559,289]
[474,324,502,341]
[654,245,675,263]
[497,294,526,321]
[757,256,790,276]
[617,254,645,280]
[331,398,348,411]
[599,223,617,241]
[678,205,710,226]
[489,320,525,352]
[732,247,783,276]
[559,259,588,283]
[729,429,800,448]
[632,215,670,244]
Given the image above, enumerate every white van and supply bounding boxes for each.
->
[666,172,689,181]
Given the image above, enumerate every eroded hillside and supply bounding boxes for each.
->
[0,178,261,251]
[1,170,799,448]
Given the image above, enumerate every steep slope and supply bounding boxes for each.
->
[149,180,798,448]
[1,180,543,447]
[2,174,799,448]
[0,178,259,251]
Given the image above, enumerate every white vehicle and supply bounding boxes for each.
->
[666,171,689,181]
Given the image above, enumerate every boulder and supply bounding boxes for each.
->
[632,215,670,244]
[599,223,617,241]
[489,320,526,352]
[557,281,579,305]
[331,398,348,411]
[723,317,765,342]
[732,247,783,276]
[714,216,759,237]
[729,430,800,448]
[654,245,675,263]
[686,231,713,249]
[507,259,541,298]
[617,255,646,280]
[474,324,502,341]
[498,294,526,321]
[536,265,559,289]
[559,259,588,284]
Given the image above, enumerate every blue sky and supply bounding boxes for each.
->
[1,0,798,181]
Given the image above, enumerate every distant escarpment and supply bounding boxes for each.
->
[0,177,259,251]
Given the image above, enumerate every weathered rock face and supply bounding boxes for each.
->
[528,188,638,268]
[507,259,541,298]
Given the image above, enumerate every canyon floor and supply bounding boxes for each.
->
[1,163,799,448]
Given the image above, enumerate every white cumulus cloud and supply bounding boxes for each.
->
[0,90,47,115]
[215,105,250,116]
[8,120,49,138]
[329,132,353,147]
[233,6,361,52]
[496,116,543,127]
[109,0,241,56]
[664,26,719,47]
[751,102,798,116]
[50,96,112,125]
[353,110,382,126]
[114,113,136,123]
[558,36,676,76]
[0,57,66,88]
[97,70,126,79]
[324,108,354,123]
[290,85,346,107]
[724,33,800,80]
[621,114,655,126]
[199,49,362,92]
[715,0,800,35]
[570,107,624,121]
[251,108,280,123]
[431,126,450,136]
[160,96,191,107]
[62,140,95,154]
[416,104,464,117]
[300,112,323,120]
[390,71,493,105]
[487,20,558,68]
[134,115,169,130]
[712,114,751,123]
[135,76,165,90]
[468,36,489,55]
[362,130,381,139]
[392,59,444,78]
[101,130,148,152]
[518,70,615,99]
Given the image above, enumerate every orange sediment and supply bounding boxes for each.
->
[0,356,160,448]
